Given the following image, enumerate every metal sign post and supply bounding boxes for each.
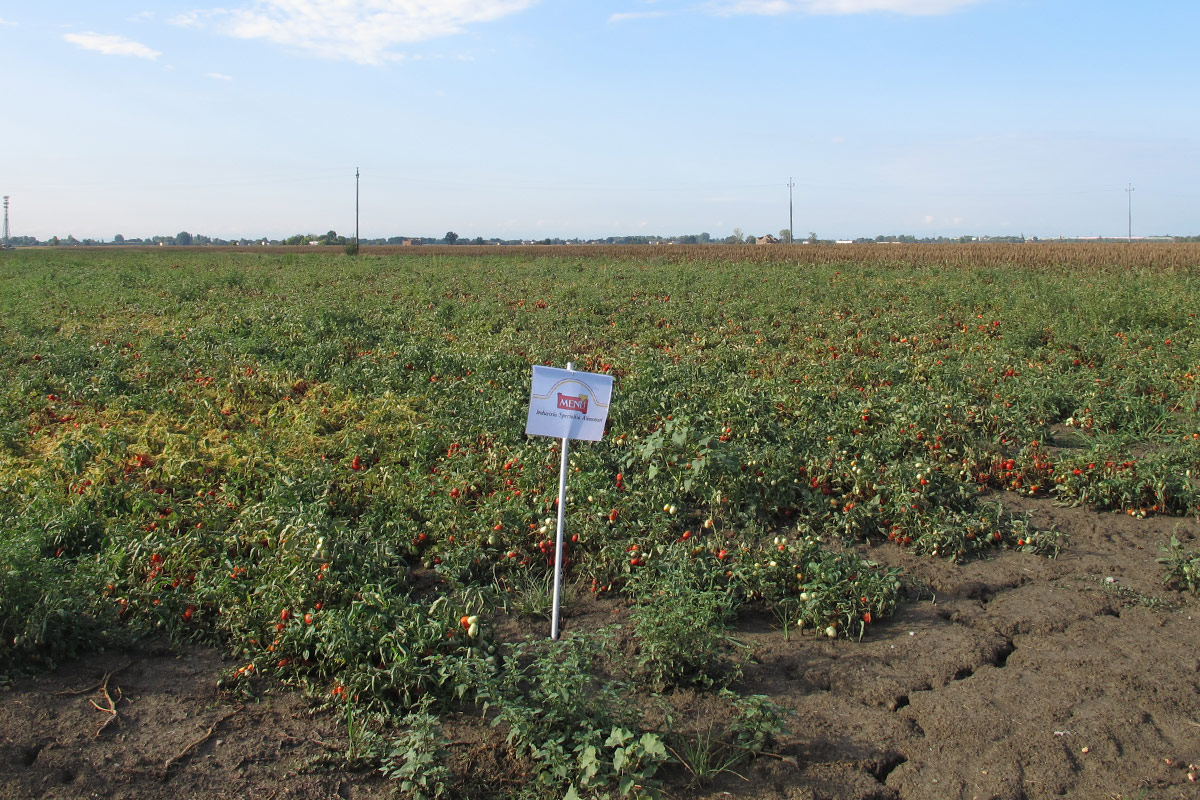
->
[550,393,571,640]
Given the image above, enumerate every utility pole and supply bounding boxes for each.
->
[787,178,794,243]
[2,196,9,248]
[355,167,360,253]
[1125,183,1134,242]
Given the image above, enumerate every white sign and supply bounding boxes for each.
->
[525,365,613,442]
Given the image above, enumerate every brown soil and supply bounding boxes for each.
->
[3,497,1199,800]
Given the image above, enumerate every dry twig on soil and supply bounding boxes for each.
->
[88,673,125,736]
[56,661,137,696]
[162,707,242,773]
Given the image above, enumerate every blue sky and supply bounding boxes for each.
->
[2,1,1197,241]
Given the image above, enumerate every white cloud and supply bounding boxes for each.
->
[0,17,17,26]
[63,32,162,59]
[175,0,540,65]
[609,11,669,23]
[206,71,234,80]
[706,0,981,15]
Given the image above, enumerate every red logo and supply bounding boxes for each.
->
[557,393,588,413]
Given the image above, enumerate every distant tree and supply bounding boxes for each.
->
[67,235,79,245]
[744,234,756,244]
[807,231,818,245]
[779,229,793,243]
[175,231,193,246]
[113,234,125,243]
[472,236,485,245]
[728,227,745,244]
[444,231,459,245]
[49,236,60,246]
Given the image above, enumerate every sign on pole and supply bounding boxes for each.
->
[525,364,613,639]
[525,365,613,442]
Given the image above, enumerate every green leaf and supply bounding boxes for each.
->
[639,733,667,759]
[605,727,633,748]
[578,744,599,771]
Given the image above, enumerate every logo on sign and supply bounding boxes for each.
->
[557,393,588,413]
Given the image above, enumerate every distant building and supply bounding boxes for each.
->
[755,234,779,245]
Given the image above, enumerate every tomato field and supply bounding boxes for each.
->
[2,244,1199,799]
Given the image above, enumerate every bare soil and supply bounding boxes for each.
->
[3,497,1199,800]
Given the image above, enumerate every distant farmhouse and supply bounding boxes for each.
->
[755,234,779,245]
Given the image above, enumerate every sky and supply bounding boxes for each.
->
[2,0,1198,241]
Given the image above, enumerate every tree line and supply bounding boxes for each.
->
[6,230,1193,249]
